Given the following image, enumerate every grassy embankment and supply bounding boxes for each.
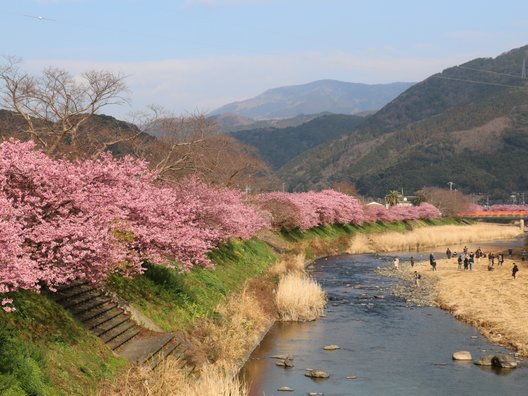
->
[0,218,477,396]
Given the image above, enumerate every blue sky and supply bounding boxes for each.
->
[2,0,527,118]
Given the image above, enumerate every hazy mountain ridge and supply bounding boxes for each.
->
[210,80,414,120]
[210,112,328,133]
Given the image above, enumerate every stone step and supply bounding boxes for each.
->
[83,308,124,330]
[93,315,131,338]
[55,279,90,294]
[101,321,138,345]
[149,340,185,371]
[61,290,104,309]
[53,281,189,369]
[107,327,141,351]
[54,284,99,303]
[119,333,176,364]
[69,297,112,316]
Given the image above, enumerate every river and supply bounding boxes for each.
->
[241,240,528,395]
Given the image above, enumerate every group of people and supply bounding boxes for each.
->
[391,245,523,281]
[446,245,520,279]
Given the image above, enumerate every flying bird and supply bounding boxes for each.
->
[24,14,56,22]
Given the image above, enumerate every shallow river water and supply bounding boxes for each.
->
[241,241,528,396]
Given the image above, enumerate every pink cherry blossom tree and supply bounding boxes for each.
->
[0,140,268,305]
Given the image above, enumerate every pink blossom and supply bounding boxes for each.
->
[0,140,268,299]
[254,190,366,230]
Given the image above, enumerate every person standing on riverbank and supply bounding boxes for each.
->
[512,263,519,279]
[446,248,452,259]
[429,254,437,271]
[458,254,463,270]
[410,256,415,267]
[414,271,421,287]
[393,257,400,271]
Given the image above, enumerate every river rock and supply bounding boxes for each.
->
[277,386,294,392]
[275,358,294,367]
[452,351,472,361]
[305,369,330,379]
[492,354,518,368]
[323,344,340,351]
[272,354,293,360]
[474,355,494,366]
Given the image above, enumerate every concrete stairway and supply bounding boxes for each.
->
[53,281,190,369]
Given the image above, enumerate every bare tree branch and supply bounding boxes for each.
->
[0,57,128,157]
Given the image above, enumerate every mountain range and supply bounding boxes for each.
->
[210,80,414,120]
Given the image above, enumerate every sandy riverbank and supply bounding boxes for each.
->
[408,249,528,356]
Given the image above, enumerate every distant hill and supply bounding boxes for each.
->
[210,80,414,120]
[0,110,152,157]
[279,45,528,199]
[210,112,327,133]
[231,113,365,169]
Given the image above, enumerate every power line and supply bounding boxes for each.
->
[430,74,526,89]
[455,65,524,79]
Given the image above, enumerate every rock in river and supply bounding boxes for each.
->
[452,351,472,361]
[305,369,330,379]
[491,354,518,369]
[474,355,494,366]
[275,358,294,368]
[272,354,293,360]
[277,386,294,392]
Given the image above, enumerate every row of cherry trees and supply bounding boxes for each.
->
[0,140,441,311]
[0,140,266,310]
[254,192,441,230]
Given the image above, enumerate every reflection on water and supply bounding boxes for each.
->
[241,240,528,396]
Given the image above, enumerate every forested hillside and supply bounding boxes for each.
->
[279,44,528,199]
[231,114,365,169]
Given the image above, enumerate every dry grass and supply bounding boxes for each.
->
[103,359,246,396]
[415,255,528,356]
[347,223,522,253]
[195,285,275,366]
[269,252,306,276]
[275,272,326,321]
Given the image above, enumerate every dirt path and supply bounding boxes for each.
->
[414,254,528,356]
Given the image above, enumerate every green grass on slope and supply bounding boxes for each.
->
[278,218,464,244]
[107,238,278,331]
[0,292,126,396]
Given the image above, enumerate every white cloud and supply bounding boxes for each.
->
[24,51,466,119]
